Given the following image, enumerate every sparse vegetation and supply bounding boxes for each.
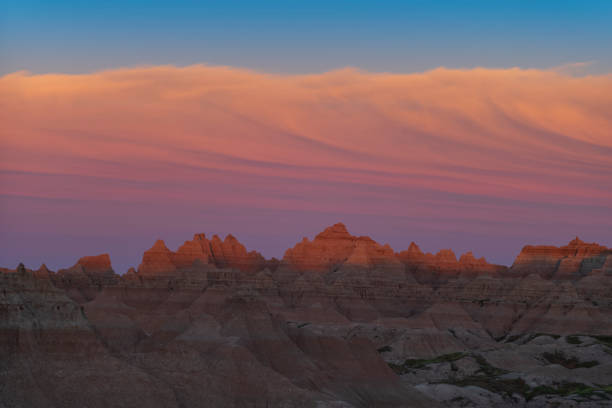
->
[388,352,466,374]
[565,335,582,345]
[542,350,598,369]
[527,382,612,400]
[377,345,392,353]
[435,355,513,395]
[444,376,530,398]
[593,335,612,348]
[473,354,508,376]
[505,333,564,344]
[427,350,610,403]
[441,377,612,401]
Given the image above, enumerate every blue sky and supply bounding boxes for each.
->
[2,0,612,75]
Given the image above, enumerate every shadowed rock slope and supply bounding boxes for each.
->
[2,223,611,407]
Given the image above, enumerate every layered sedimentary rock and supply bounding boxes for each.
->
[282,223,401,273]
[138,234,267,276]
[2,224,611,408]
[397,242,506,283]
[510,237,612,279]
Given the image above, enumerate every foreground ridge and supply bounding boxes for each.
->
[1,223,611,408]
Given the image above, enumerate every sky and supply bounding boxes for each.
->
[3,1,612,75]
[1,1,611,273]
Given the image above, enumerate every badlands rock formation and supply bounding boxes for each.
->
[1,223,611,407]
[509,237,612,279]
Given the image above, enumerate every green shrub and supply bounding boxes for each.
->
[444,376,529,398]
[440,378,611,401]
[565,335,582,345]
[474,354,508,376]
[527,382,611,400]
[389,352,466,374]
[593,335,612,348]
[542,350,598,369]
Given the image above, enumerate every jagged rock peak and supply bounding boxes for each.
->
[564,236,609,251]
[150,239,171,252]
[224,234,239,243]
[569,236,585,246]
[283,222,399,272]
[407,242,422,254]
[315,222,351,240]
[77,254,112,272]
[37,264,50,273]
[510,237,611,279]
[32,263,53,279]
[459,251,476,263]
[459,251,487,265]
[138,232,265,275]
[138,239,176,275]
[435,249,457,262]
[17,262,26,275]
[396,242,425,263]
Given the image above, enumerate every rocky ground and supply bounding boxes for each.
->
[1,223,611,407]
[383,333,612,407]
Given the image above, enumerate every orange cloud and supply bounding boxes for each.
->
[0,65,611,248]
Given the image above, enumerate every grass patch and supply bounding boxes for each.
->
[527,382,612,400]
[389,352,466,374]
[442,378,611,401]
[443,376,530,398]
[565,335,582,345]
[542,350,598,369]
[562,334,612,349]
[593,335,612,348]
[473,355,508,376]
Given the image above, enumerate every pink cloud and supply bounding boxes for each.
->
[1,65,611,270]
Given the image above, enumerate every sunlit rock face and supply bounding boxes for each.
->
[396,242,506,284]
[281,222,401,273]
[138,234,267,277]
[2,224,612,408]
[510,237,612,279]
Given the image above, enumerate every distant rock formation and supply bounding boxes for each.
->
[1,224,611,408]
[510,237,612,279]
[138,233,267,276]
[397,242,505,283]
[77,254,113,273]
[282,223,401,273]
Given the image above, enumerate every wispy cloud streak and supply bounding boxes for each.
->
[1,65,611,270]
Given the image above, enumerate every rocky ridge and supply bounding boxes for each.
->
[1,223,611,407]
